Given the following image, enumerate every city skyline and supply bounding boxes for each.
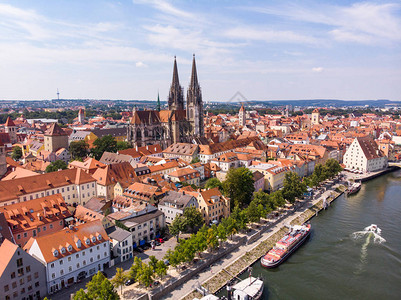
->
[0,0,400,101]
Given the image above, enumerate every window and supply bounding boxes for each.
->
[27,275,31,282]
[25,266,30,273]
[17,258,23,267]
[37,228,41,233]
[52,273,55,279]
[51,263,54,268]
[68,257,72,262]
[34,272,39,279]
[69,266,72,272]
[23,233,27,238]
[35,282,40,287]
[50,224,53,229]
[76,254,79,258]
[60,220,63,226]
[27,285,32,291]
[12,282,17,288]
[32,230,37,237]
[4,285,9,292]
[43,226,46,231]
[17,268,24,277]
[59,260,63,265]
[60,269,64,275]
[76,263,80,268]
[17,234,21,240]
[19,278,24,285]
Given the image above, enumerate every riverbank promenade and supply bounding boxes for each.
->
[168,178,346,300]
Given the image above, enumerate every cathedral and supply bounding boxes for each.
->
[128,55,204,148]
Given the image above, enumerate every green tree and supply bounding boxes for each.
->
[282,172,307,203]
[155,260,168,279]
[183,207,204,232]
[117,141,132,151]
[129,257,142,280]
[69,140,89,160]
[206,226,219,251]
[169,215,187,240]
[246,200,260,223]
[83,271,119,300]
[324,159,343,178]
[217,223,227,245]
[91,135,118,160]
[221,217,237,240]
[271,190,286,208]
[99,278,119,300]
[190,157,200,164]
[11,146,23,160]
[137,263,154,287]
[73,289,91,300]
[205,178,223,190]
[111,267,127,295]
[45,160,68,173]
[86,271,106,298]
[148,256,158,272]
[223,167,255,208]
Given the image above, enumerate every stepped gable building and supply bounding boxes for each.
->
[128,55,204,148]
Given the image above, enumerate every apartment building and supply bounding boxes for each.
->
[24,220,110,294]
[0,239,47,300]
[0,168,97,207]
[158,191,198,223]
[197,188,230,225]
[0,194,72,247]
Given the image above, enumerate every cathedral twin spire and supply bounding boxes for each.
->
[168,55,201,110]
[167,54,204,137]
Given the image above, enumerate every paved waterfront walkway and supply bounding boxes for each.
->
[168,181,344,300]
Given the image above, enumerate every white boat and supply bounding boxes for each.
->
[231,276,264,300]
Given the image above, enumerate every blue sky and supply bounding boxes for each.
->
[0,0,400,101]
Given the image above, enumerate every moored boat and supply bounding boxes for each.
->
[230,276,264,300]
[261,223,311,268]
[347,182,361,196]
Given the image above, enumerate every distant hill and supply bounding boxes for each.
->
[243,99,399,108]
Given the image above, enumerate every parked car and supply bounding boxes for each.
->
[125,278,135,286]
[134,247,144,253]
[155,240,161,246]
[156,237,164,243]
[153,281,160,286]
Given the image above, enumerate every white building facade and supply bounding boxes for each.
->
[343,137,387,172]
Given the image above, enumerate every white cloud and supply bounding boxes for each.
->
[312,67,324,73]
[136,61,146,67]
[239,2,401,45]
[133,0,193,19]
[225,27,319,45]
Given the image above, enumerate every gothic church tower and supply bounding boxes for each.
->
[168,56,184,111]
[186,54,204,137]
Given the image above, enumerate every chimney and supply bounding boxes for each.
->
[146,145,149,150]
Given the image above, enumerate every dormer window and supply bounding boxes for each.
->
[76,239,81,248]
[53,250,59,257]
[68,245,73,252]
[60,247,66,254]
[85,238,90,245]
[91,236,96,243]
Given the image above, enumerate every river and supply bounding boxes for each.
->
[229,171,401,300]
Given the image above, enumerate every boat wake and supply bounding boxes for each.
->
[351,224,386,244]
[352,224,385,275]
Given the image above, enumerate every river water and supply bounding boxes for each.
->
[231,171,401,300]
